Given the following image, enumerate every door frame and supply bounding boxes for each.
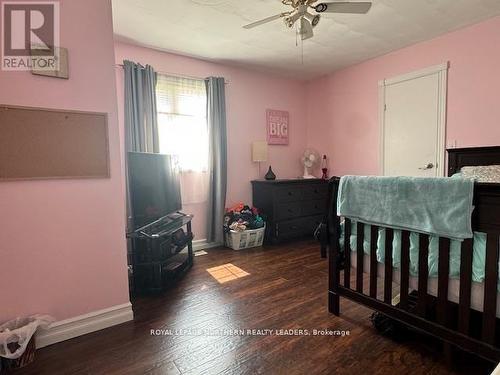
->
[378,62,449,177]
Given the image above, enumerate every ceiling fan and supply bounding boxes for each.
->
[243,1,372,40]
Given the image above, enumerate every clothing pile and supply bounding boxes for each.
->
[224,203,265,232]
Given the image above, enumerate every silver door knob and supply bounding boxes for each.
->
[418,163,434,170]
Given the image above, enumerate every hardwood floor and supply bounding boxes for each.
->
[12,240,495,375]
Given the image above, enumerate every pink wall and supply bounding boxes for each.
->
[306,15,500,176]
[114,42,308,240]
[0,0,130,322]
[3,1,497,327]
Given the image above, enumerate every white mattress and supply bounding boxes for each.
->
[350,251,500,318]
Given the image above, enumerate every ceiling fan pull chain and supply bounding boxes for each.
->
[301,36,304,65]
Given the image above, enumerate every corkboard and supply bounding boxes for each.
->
[0,105,110,180]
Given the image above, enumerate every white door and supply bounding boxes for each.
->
[381,65,447,177]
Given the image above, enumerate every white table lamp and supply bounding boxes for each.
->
[252,141,268,178]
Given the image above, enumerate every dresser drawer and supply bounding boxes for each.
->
[276,217,308,237]
[274,186,303,203]
[301,199,325,216]
[275,201,301,221]
[276,215,323,238]
[302,183,328,201]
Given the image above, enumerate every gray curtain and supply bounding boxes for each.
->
[124,60,159,153]
[205,77,228,244]
[123,60,159,231]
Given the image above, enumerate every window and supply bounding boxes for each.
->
[156,75,208,172]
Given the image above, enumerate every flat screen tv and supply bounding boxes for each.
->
[128,152,182,229]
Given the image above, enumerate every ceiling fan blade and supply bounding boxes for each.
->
[243,13,286,29]
[299,18,314,41]
[315,2,372,14]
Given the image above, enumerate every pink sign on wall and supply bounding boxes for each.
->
[266,109,289,145]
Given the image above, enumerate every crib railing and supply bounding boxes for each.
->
[327,179,500,363]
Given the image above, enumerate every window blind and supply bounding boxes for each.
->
[156,75,208,172]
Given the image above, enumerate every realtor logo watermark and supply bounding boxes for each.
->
[1,1,60,71]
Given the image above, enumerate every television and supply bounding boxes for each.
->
[128,152,182,229]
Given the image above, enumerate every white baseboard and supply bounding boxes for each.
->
[36,302,134,349]
[193,239,222,251]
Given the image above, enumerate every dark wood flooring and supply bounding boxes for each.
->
[10,240,496,375]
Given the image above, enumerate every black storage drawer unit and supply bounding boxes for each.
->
[251,178,328,243]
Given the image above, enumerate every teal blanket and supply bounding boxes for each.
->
[341,222,499,288]
[337,176,474,240]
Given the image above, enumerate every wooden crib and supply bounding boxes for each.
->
[326,146,500,363]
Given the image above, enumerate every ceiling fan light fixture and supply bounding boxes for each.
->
[311,14,321,27]
[299,17,314,40]
[304,12,321,27]
[315,3,328,13]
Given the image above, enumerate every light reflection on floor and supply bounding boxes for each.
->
[206,263,250,284]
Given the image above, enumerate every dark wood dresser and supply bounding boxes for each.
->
[251,178,328,244]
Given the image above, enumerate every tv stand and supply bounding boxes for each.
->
[127,213,194,295]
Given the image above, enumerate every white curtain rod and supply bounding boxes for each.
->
[115,64,229,84]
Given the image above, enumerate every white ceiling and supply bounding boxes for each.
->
[112,0,500,80]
